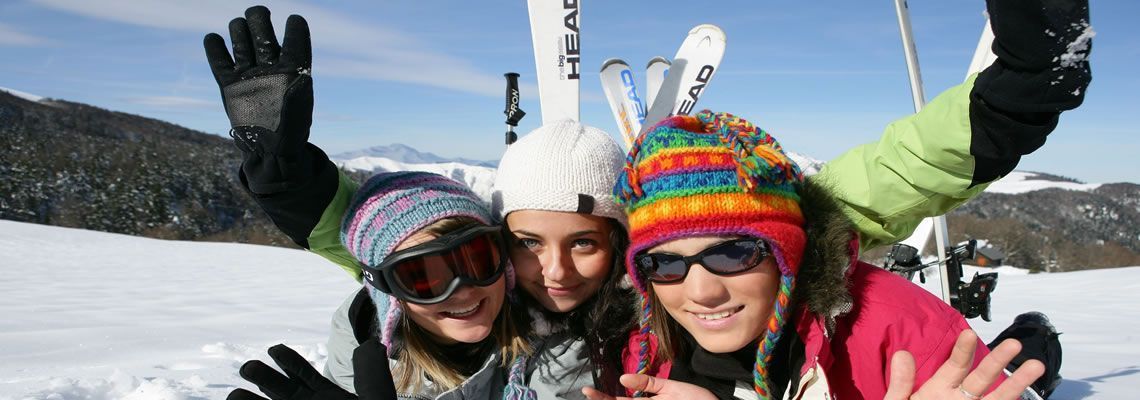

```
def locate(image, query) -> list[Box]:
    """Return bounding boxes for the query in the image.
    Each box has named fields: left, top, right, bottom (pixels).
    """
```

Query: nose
left=683, top=263, right=730, bottom=306
left=542, top=245, right=575, bottom=282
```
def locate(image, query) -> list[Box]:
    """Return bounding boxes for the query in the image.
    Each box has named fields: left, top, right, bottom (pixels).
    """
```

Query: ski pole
left=503, top=72, right=525, bottom=145
left=892, top=0, right=953, bottom=304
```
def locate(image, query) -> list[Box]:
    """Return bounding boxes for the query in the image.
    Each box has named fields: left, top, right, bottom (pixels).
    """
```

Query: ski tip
left=646, top=56, right=671, bottom=68
left=688, top=24, right=726, bottom=44
left=601, top=58, right=630, bottom=71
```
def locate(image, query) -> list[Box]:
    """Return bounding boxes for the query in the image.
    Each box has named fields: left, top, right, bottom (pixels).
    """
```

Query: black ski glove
left=228, top=343, right=396, bottom=400
left=204, top=6, right=316, bottom=195
left=351, top=338, right=398, bottom=399
left=978, top=0, right=1092, bottom=113
left=967, top=0, right=1092, bottom=186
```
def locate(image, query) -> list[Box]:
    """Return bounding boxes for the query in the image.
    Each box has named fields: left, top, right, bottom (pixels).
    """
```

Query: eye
left=571, top=238, right=597, bottom=249
left=516, top=238, right=541, bottom=250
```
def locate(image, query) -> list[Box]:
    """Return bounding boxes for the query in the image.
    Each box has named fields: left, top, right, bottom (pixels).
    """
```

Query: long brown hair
left=391, top=217, right=531, bottom=392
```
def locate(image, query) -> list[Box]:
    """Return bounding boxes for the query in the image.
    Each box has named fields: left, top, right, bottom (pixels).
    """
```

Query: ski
left=645, top=56, right=671, bottom=111
left=641, top=24, right=726, bottom=130
left=526, top=0, right=581, bottom=124
left=600, top=59, right=647, bottom=148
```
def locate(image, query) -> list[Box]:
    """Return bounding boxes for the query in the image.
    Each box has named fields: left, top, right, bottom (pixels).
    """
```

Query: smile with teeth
left=692, top=306, right=742, bottom=321
left=443, top=300, right=482, bottom=317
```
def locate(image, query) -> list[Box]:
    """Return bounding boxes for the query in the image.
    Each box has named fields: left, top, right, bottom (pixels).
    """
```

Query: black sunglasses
left=362, top=224, right=506, bottom=304
left=635, top=238, right=771, bottom=283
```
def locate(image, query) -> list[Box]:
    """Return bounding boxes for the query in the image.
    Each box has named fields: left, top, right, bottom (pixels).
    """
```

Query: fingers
left=244, top=5, right=281, bottom=66
left=279, top=14, right=311, bottom=70
left=238, top=359, right=295, bottom=400
left=927, top=329, right=979, bottom=388
left=228, top=17, right=255, bottom=71
left=581, top=386, right=621, bottom=400
left=203, top=33, right=237, bottom=85
left=352, top=339, right=398, bottom=400
left=226, top=388, right=271, bottom=400
left=961, top=338, right=1022, bottom=397
left=884, top=351, right=916, bottom=400
left=985, top=360, right=1045, bottom=400
left=619, top=373, right=670, bottom=394
left=266, top=344, right=327, bottom=390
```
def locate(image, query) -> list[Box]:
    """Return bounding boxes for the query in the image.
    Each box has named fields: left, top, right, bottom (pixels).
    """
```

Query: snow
left=984, top=171, right=1101, bottom=194
left=0, top=86, right=45, bottom=102
left=4, top=220, right=1136, bottom=399
left=0, top=220, right=357, bottom=400
left=1059, top=22, right=1095, bottom=69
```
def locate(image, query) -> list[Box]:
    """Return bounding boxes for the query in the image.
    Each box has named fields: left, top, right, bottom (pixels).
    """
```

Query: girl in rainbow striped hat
left=594, top=111, right=1047, bottom=400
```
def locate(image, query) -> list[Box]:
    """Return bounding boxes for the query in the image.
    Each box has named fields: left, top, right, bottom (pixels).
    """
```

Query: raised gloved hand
left=204, top=5, right=315, bottom=194
left=228, top=343, right=396, bottom=400
left=980, top=0, right=1092, bottom=113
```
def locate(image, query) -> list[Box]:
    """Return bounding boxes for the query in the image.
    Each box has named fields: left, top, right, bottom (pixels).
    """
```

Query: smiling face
left=394, top=227, right=505, bottom=345
left=505, top=210, right=615, bottom=313
left=647, top=236, right=781, bottom=354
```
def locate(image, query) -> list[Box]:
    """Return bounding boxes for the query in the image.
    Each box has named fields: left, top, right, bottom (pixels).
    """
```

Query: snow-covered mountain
left=0, top=86, right=45, bottom=102
left=2, top=219, right=1136, bottom=399
left=985, top=171, right=1102, bottom=194
left=332, top=143, right=498, bottom=168
left=332, top=156, right=498, bottom=201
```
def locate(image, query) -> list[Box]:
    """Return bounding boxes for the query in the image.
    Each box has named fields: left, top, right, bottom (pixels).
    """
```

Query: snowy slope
left=1, top=220, right=1137, bottom=399
left=0, top=221, right=357, bottom=400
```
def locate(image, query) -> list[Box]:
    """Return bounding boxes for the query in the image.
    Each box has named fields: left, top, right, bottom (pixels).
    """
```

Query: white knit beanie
left=491, top=119, right=628, bottom=228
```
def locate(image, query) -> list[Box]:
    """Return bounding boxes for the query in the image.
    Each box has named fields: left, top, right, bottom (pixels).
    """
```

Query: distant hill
left=0, top=90, right=291, bottom=246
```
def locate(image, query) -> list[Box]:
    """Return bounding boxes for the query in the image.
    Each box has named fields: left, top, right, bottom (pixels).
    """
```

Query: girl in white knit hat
left=490, top=119, right=640, bottom=397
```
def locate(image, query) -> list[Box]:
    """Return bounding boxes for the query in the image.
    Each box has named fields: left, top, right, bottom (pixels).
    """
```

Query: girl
left=597, top=111, right=1047, bottom=400
left=334, top=171, right=530, bottom=398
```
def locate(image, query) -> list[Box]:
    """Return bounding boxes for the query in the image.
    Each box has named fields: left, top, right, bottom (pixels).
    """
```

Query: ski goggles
left=362, top=224, right=506, bottom=304
left=634, top=238, right=772, bottom=283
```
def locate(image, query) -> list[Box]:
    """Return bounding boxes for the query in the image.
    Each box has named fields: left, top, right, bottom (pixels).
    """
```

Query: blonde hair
left=390, top=217, right=531, bottom=392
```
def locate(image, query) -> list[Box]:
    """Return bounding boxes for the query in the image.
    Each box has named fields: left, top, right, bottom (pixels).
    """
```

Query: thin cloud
left=31, top=0, right=510, bottom=97
left=122, top=95, right=216, bottom=109
left=0, top=23, right=53, bottom=46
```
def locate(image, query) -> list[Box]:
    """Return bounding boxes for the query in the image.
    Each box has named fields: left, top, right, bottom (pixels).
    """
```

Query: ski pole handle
left=503, top=72, right=525, bottom=145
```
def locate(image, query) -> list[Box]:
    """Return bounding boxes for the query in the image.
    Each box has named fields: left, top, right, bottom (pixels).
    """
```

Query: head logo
left=676, top=65, right=715, bottom=115
left=620, top=69, right=646, bottom=121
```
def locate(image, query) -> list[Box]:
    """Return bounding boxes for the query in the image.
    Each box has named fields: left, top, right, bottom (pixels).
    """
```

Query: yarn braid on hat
left=613, top=110, right=806, bottom=399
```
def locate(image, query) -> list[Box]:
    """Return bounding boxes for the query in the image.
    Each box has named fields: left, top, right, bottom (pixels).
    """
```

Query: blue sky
left=2, top=0, right=1136, bottom=183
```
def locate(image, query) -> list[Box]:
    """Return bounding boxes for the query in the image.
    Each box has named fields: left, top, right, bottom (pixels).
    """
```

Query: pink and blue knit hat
left=340, top=171, right=513, bottom=354
left=614, top=110, right=806, bottom=399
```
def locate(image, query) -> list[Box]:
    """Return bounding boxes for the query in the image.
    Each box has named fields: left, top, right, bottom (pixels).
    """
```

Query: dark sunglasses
left=635, top=238, right=771, bottom=283
left=362, top=224, right=506, bottom=304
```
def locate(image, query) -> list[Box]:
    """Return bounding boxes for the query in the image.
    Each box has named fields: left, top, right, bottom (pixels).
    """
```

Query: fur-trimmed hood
left=793, top=178, right=859, bottom=322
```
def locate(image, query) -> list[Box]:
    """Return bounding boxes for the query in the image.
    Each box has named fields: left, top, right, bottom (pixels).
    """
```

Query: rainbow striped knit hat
left=613, top=110, right=806, bottom=398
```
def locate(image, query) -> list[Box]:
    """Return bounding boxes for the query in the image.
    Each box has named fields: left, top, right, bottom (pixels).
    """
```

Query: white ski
left=600, top=59, right=646, bottom=148
left=526, top=0, right=581, bottom=124
left=642, top=24, right=726, bottom=130
left=645, top=56, right=671, bottom=111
